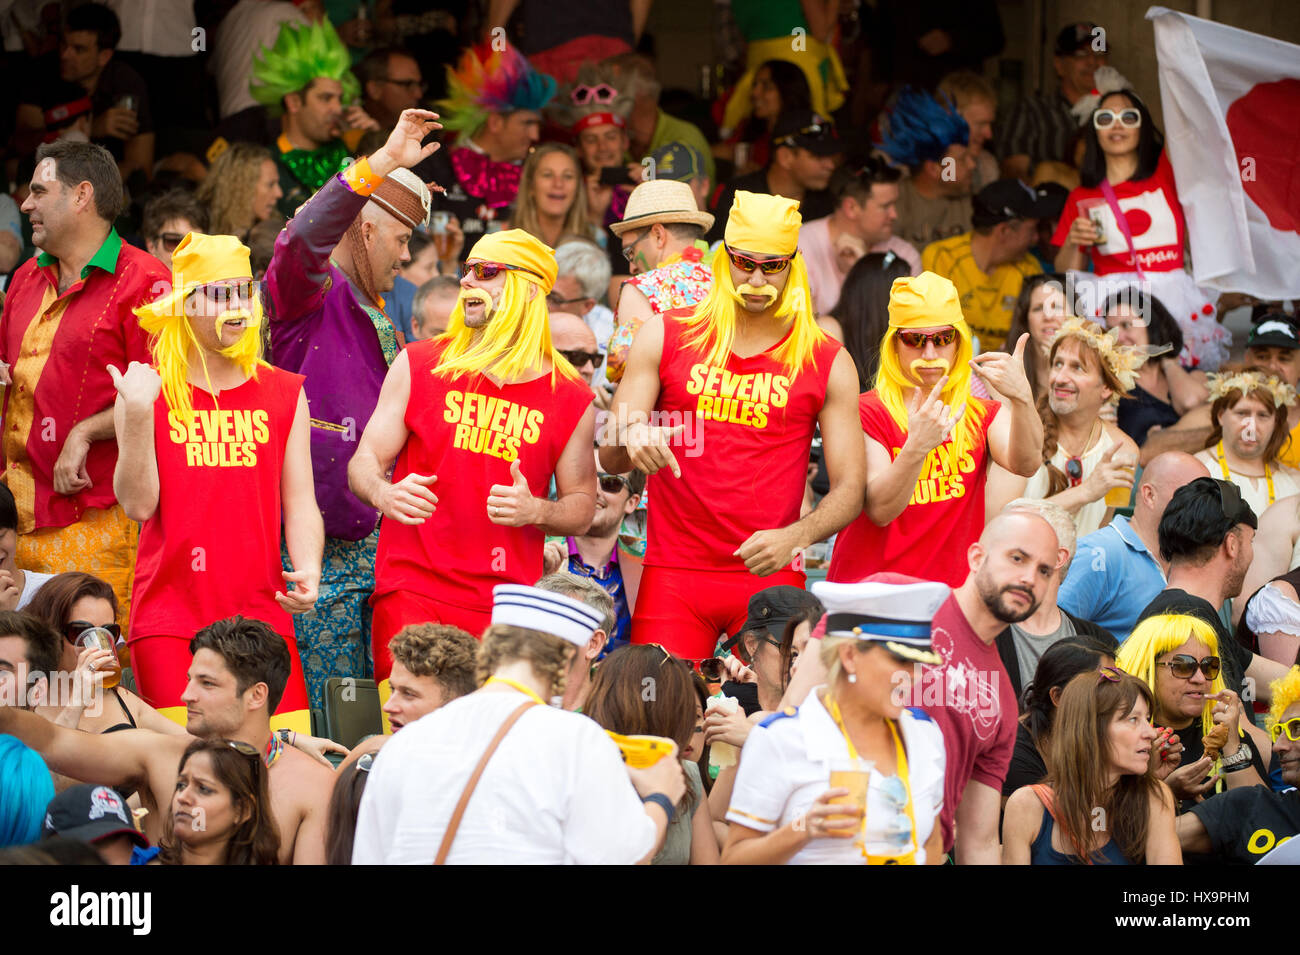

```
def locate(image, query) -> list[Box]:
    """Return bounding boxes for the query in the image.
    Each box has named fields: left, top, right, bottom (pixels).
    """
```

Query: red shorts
left=128, top=631, right=310, bottom=731
left=370, top=591, right=492, bottom=682
left=630, top=565, right=806, bottom=662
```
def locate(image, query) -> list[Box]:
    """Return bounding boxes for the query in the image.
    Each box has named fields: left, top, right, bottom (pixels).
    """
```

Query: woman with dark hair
left=1003, top=668, right=1180, bottom=864
left=1003, top=638, right=1115, bottom=799
left=585, top=644, right=719, bottom=864
left=828, top=251, right=911, bottom=391
left=26, top=573, right=187, bottom=737
left=725, top=60, right=813, bottom=173
left=1105, top=288, right=1208, bottom=446
left=159, top=739, right=280, bottom=865
left=325, top=754, right=372, bottom=865
left=1004, top=273, right=1067, bottom=402
left=1051, top=88, right=1225, bottom=371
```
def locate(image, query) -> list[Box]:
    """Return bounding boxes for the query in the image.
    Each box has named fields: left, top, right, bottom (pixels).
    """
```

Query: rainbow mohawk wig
left=436, top=42, right=556, bottom=138
left=877, top=86, right=970, bottom=170
left=250, top=19, right=360, bottom=115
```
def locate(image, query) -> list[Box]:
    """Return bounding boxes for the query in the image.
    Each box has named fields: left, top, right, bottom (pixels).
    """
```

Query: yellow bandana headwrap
left=874, top=270, right=985, bottom=462
left=433, top=229, right=576, bottom=382
left=724, top=190, right=800, bottom=256
left=134, top=232, right=266, bottom=424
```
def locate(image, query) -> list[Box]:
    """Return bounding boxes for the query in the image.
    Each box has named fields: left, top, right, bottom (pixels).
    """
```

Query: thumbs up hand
left=487, top=457, right=539, bottom=526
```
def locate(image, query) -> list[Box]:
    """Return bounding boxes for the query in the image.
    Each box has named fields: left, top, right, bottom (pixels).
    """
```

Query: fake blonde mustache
left=910, top=358, right=951, bottom=377
left=213, top=308, right=255, bottom=334
left=459, top=287, right=494, bottom=309
left=732, top=283, right=778, bottom=307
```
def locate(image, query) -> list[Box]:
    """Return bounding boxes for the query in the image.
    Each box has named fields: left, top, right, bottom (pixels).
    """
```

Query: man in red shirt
left=829, top=271, right=1043, bottom=587
left=349, top=229, right=596, bottom=683
left=109, top=232, right=321, bottom=732
left=1, top=140, right=169, bottom=622
left=602, top=190, right=866, bottom=662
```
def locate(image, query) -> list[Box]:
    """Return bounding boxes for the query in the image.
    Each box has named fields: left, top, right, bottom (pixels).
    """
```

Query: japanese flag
left=1148, top=6, right=1300, bottom=298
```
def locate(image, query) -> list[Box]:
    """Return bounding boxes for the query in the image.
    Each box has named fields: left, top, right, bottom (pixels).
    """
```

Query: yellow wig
left=1268, top=665, right=1300, bottom=727
left=679, top=247, right=827, bottom=375
left=873, top=273, right=989, bottom=464
left=1117, top=614, right=1225, bottom=744
left=133, top=233, right=266, bottom=425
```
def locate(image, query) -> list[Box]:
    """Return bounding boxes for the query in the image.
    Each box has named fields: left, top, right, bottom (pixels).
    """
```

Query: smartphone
left=599, top=166, right=636, bottom=187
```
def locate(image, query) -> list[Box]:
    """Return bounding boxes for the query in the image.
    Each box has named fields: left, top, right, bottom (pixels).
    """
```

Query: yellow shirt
left=1278, top=419, right=1300, bottom=470
left=921, top=232, right=1042, bottom=351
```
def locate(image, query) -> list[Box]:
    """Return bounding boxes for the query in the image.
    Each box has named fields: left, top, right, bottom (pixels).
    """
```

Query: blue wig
left=877, top=87, right=970, bottom=170
left=0, top=734, right=54, bottom=847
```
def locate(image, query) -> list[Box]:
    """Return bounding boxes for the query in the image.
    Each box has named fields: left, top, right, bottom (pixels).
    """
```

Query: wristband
left=343, top=156, right=383, bottom=196
left=641, top=792, right=676, bottom=822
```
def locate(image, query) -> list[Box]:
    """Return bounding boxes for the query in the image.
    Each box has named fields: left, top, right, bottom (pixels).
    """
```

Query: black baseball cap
left=721, top=585, right=825, bottom=661
left=1055, top=22, right=1106, bottom=56
left=971, top=179, right=1061, bottom=228
left=1246, top=315, right=1300, bottom=351
left=770, top=109, right=840, bottom=157
left=42, top=784, right=149, bottom=849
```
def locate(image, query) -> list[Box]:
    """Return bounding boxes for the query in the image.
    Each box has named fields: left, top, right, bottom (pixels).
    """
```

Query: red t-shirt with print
left=1051, top=152, right=1186, bottom=274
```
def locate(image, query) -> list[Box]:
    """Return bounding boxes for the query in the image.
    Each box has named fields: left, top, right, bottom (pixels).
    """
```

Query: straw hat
left=610, top=179, right=714, bottom=236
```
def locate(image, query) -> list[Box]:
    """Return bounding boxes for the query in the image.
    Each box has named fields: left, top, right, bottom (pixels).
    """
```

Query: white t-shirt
left=726, top=687, right=945, bottom=864
left=799, top=216, right=920, bottom=315
left=352, top=689, right=658, bottom=864
left=17, top=569, right=53, bottom=610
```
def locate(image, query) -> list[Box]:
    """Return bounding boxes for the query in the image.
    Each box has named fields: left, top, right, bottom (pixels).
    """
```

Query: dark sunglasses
left=224, top=739, right=261, bottom=759
left=698, top=657, right=725, bottom=682
left=1156, top=655, right=1220, bottom=680
left=896, top=328, right=957, bottom=349
left=1065, top=456, right=1084, bottom=488
left=64, top=621, right=121, bottom=645
left=460, top=261, right=544, bottom=282
left=547, top=292, right=588, bottom=308
left=1215, top=478, right=1254, bottom=528
left=559, top=349, right=603, bottom=369
left=158, top=232, right=185, bottom=252
left=597, top=472, right=630, bottom=495
left=199, top=280, right=255, bottom=302
left=724, top=246, right=792, bottom=275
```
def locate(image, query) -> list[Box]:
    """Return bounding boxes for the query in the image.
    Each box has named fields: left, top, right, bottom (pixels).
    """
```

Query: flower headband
left=1207, top=370, right=1297, bottom=409
left=1049, top=316, right=1171, bottom=399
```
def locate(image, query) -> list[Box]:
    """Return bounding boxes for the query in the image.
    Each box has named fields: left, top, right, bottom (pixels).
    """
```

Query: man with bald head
left=549, top=311, right=602, bottom=388
left=1059, top=451, right=1211, bottom=642
left=919, top=508, right=1060, bottom=865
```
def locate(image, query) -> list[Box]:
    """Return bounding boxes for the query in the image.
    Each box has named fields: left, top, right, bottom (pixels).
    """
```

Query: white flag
left=1148, top=6, right=1300, bottom=298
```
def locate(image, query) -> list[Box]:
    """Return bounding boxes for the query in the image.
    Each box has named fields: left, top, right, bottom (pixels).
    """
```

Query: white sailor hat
left=491, top=584, right=603, bottom=648
left=811, top=575, right=949, bottom=665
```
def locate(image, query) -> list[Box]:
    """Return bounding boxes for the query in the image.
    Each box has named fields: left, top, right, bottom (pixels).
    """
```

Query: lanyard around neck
left=827, top=695, right=919, bottom=865
left=1216, top=441, right=1273, bottom=506
left=485, top=676, right=548, bottom=707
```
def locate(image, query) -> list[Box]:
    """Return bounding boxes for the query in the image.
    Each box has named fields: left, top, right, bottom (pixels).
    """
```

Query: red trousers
left=630, top=565, right=805, bottom=662
left=370, top=591, right=492, bottom=682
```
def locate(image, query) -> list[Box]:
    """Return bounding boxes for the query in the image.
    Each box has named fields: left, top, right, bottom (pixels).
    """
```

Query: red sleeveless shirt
left=131, top=366, right=304, bottom=640
left=829, top=391, right=999, bottom=587
left=645, top=309, right=841, bottom=572
left=374, top=338, right=594, bottom=610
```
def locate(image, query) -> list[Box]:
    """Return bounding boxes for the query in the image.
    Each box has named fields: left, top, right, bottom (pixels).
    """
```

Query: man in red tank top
left=350, top=229, right=597, bottom=683
left=108, top=233, right=322, bottom=733
left=828, top=271, right=1043, bottom=588
left=601, top=190, right=866, bottom=661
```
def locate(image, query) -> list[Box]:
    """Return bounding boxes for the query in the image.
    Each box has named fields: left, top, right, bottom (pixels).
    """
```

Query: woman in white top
left=722, top=579, right=947, bottom=865
left=1193, top=371, right=1300, bottom=522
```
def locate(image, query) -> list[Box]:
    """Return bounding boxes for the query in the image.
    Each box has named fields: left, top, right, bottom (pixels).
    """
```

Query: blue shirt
left=565, top=537, right=629, bottom=653
left=388, top=274, right=416, bottom=339
left=1058, top=516, right=1165, bottom=644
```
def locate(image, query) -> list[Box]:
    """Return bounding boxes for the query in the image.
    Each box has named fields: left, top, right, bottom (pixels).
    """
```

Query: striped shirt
left=998, top=91, right=1079, bottom=166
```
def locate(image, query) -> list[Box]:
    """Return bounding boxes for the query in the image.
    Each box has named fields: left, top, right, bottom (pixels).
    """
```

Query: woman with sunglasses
left=1051, top=87, right=1225, bottom=371
left=511, top=143, right=600, bottom=251
left=1118, top=614, right=1270, bottom=815
left=1177, top=667, right=1300, bottom=863
left=1003, top=667, right=1180, bottom=864
left=26, top=573, right=187, bottom=737
left=722, top=580, right=947, bottom=865
left=159, top=738, right=280, bottom=865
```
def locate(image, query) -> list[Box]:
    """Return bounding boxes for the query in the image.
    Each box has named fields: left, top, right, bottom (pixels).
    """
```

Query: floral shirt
left=606, top=245, right=712, bottom=382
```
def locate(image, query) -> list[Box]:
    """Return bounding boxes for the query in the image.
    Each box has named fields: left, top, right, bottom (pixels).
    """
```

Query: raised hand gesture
left=371, top=109, right=443, bottom=176
left=969, top=333, right=1033, bottom=404
left=903, top=377, right=963, bottom=456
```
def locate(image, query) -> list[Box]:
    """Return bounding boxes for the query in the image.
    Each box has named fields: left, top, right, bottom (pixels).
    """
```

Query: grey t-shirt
left=1010, top=612, right=1079, bottom=692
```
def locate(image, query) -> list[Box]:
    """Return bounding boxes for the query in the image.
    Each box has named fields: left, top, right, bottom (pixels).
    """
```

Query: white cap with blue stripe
left=811, top=577, right=949, bottom=665
left=491, top=584, right=604, bottom=648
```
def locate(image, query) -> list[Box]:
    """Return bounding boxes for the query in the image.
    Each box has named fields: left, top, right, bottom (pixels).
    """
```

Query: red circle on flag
left=1226, top=78, right=1300, bottom=233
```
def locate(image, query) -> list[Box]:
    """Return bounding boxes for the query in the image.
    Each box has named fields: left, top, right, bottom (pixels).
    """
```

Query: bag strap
left=1029, top=783, right=1094, bottom=865
left=433, top=699, right=537, bottom=865
left=1098, top=179, right=1145, bottom=278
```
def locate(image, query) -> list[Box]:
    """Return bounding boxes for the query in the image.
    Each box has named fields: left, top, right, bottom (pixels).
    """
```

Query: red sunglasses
left=896, top=328, right=957, bottom=349
left=725, top=246, right=793, bottom=275
left=460, top=261, right=545, bottom=282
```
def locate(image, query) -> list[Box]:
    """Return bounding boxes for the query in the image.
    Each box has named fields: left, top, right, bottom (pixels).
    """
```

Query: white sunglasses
left=1093, top=108, right=1141, bottom=130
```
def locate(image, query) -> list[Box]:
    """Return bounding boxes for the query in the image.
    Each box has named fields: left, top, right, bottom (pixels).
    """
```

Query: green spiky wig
left=249, top=19, right=360, bottom=116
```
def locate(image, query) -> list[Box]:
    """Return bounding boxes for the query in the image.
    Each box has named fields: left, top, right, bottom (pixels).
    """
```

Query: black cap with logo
left=770, top=109, right=840, bottom=157
left=971, top=179, right=1062, bottom=228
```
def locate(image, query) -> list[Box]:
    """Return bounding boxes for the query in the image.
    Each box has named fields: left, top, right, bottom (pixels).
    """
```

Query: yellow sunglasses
left=1269, top=716, right=1300, bottom=743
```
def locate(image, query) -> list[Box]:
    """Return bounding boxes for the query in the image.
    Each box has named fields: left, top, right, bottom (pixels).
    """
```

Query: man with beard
left=602, top=191, right=865, bottom=663
left=0, top=616, right=335, bottom=864
left=919, top=510, right=1060, bottom=864
left=265, top=110, right=436, bottom=710
left=110, top=233, right=321, bottom=730
left=349, top=228, right=596, bottom=685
